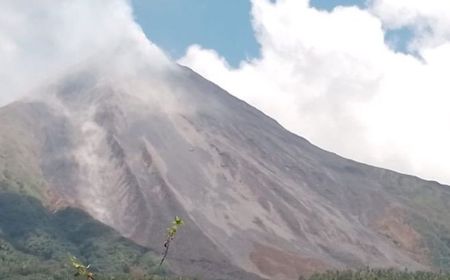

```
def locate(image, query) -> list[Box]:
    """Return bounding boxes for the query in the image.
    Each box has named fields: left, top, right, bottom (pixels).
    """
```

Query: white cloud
left=0, top=0, right=170, bottom=106
left=179, top=0, right=450, bottom=184
left=371, top=0, right=450, bottom=50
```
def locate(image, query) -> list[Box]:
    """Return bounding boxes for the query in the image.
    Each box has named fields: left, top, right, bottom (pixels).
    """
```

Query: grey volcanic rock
left=1, top=60, right=450, bottom=280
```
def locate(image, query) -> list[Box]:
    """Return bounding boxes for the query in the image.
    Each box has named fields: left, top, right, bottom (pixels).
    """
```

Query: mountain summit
left=1, top=51, right=450, bottom=279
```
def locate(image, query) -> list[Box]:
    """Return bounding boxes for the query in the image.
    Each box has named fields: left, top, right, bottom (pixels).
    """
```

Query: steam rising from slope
left=0, top=0, right=171, bottom=106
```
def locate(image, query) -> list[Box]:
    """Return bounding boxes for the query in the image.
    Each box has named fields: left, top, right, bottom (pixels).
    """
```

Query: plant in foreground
left=70, top=255, right=95, bottom=280
left=159, top=216, right=184, bottom=267
left=68, top=216, right=185, bottom=279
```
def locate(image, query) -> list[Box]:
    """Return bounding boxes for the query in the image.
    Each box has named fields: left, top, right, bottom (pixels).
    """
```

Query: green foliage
left=0, top=191, right=185, bottom=280
left=307, top=268, right=450, bottom=280
left=167, top=216, right=184, bottom=239
left=70, top=256, right=94, bottom=279
left=159, top=216, right=184, bottom=267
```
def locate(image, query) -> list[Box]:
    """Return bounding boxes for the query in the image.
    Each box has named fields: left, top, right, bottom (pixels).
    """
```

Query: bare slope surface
left=1, top=62, right=450, bottom=279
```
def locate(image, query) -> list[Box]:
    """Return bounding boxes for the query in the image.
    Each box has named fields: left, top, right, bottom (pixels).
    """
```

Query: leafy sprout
left=160, top=216, right=184, bottom=266
left=70, top=255, right=95, bottom=280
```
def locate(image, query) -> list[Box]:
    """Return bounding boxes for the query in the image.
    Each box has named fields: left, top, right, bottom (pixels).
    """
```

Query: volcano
left=1, top=48, right=450, bottom=280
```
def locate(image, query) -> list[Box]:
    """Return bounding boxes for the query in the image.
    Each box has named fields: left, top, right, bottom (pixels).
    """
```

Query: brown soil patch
left=250, top=243, right=328, bottom=280
left=375, top=207, right=430, bottom=264
left=45, top=187, right=70, bottom=211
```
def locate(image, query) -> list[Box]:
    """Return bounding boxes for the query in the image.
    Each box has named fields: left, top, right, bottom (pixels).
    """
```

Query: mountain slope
left=1, top=62, right=449, bottom=280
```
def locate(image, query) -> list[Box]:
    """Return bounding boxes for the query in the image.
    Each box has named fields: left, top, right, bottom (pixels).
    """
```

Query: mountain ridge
left=1, top=62, right=450, bottom=280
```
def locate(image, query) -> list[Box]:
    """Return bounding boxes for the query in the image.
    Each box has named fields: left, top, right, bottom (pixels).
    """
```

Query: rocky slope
left=1, top=60, right=450, bottom=280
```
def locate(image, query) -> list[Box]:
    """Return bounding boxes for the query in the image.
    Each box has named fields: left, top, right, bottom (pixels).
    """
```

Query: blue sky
left=131, top=0, right=378, bottom=67
left=310, top=0, right=365, bottom=10
left=132, top=0, right=259, bottom=67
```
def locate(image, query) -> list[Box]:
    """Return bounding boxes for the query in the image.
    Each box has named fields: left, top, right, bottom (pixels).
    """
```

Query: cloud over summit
left=0, top=0, right=169, bottom=106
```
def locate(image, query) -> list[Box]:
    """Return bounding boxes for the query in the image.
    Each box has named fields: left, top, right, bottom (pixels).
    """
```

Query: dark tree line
left=307, top=268, right=450, bottom=280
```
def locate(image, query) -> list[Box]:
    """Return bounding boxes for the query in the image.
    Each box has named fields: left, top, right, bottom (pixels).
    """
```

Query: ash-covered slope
left=1, top=60, right=450, bottom=280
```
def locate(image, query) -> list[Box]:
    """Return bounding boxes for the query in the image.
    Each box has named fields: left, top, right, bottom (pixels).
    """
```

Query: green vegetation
left=0, top=190, right=186, bottom=280
left=70, top=256, right=94, bottom=279
left=159, top=216, right=184, bottom=267
left=307, top=268, right=450, bottom=280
